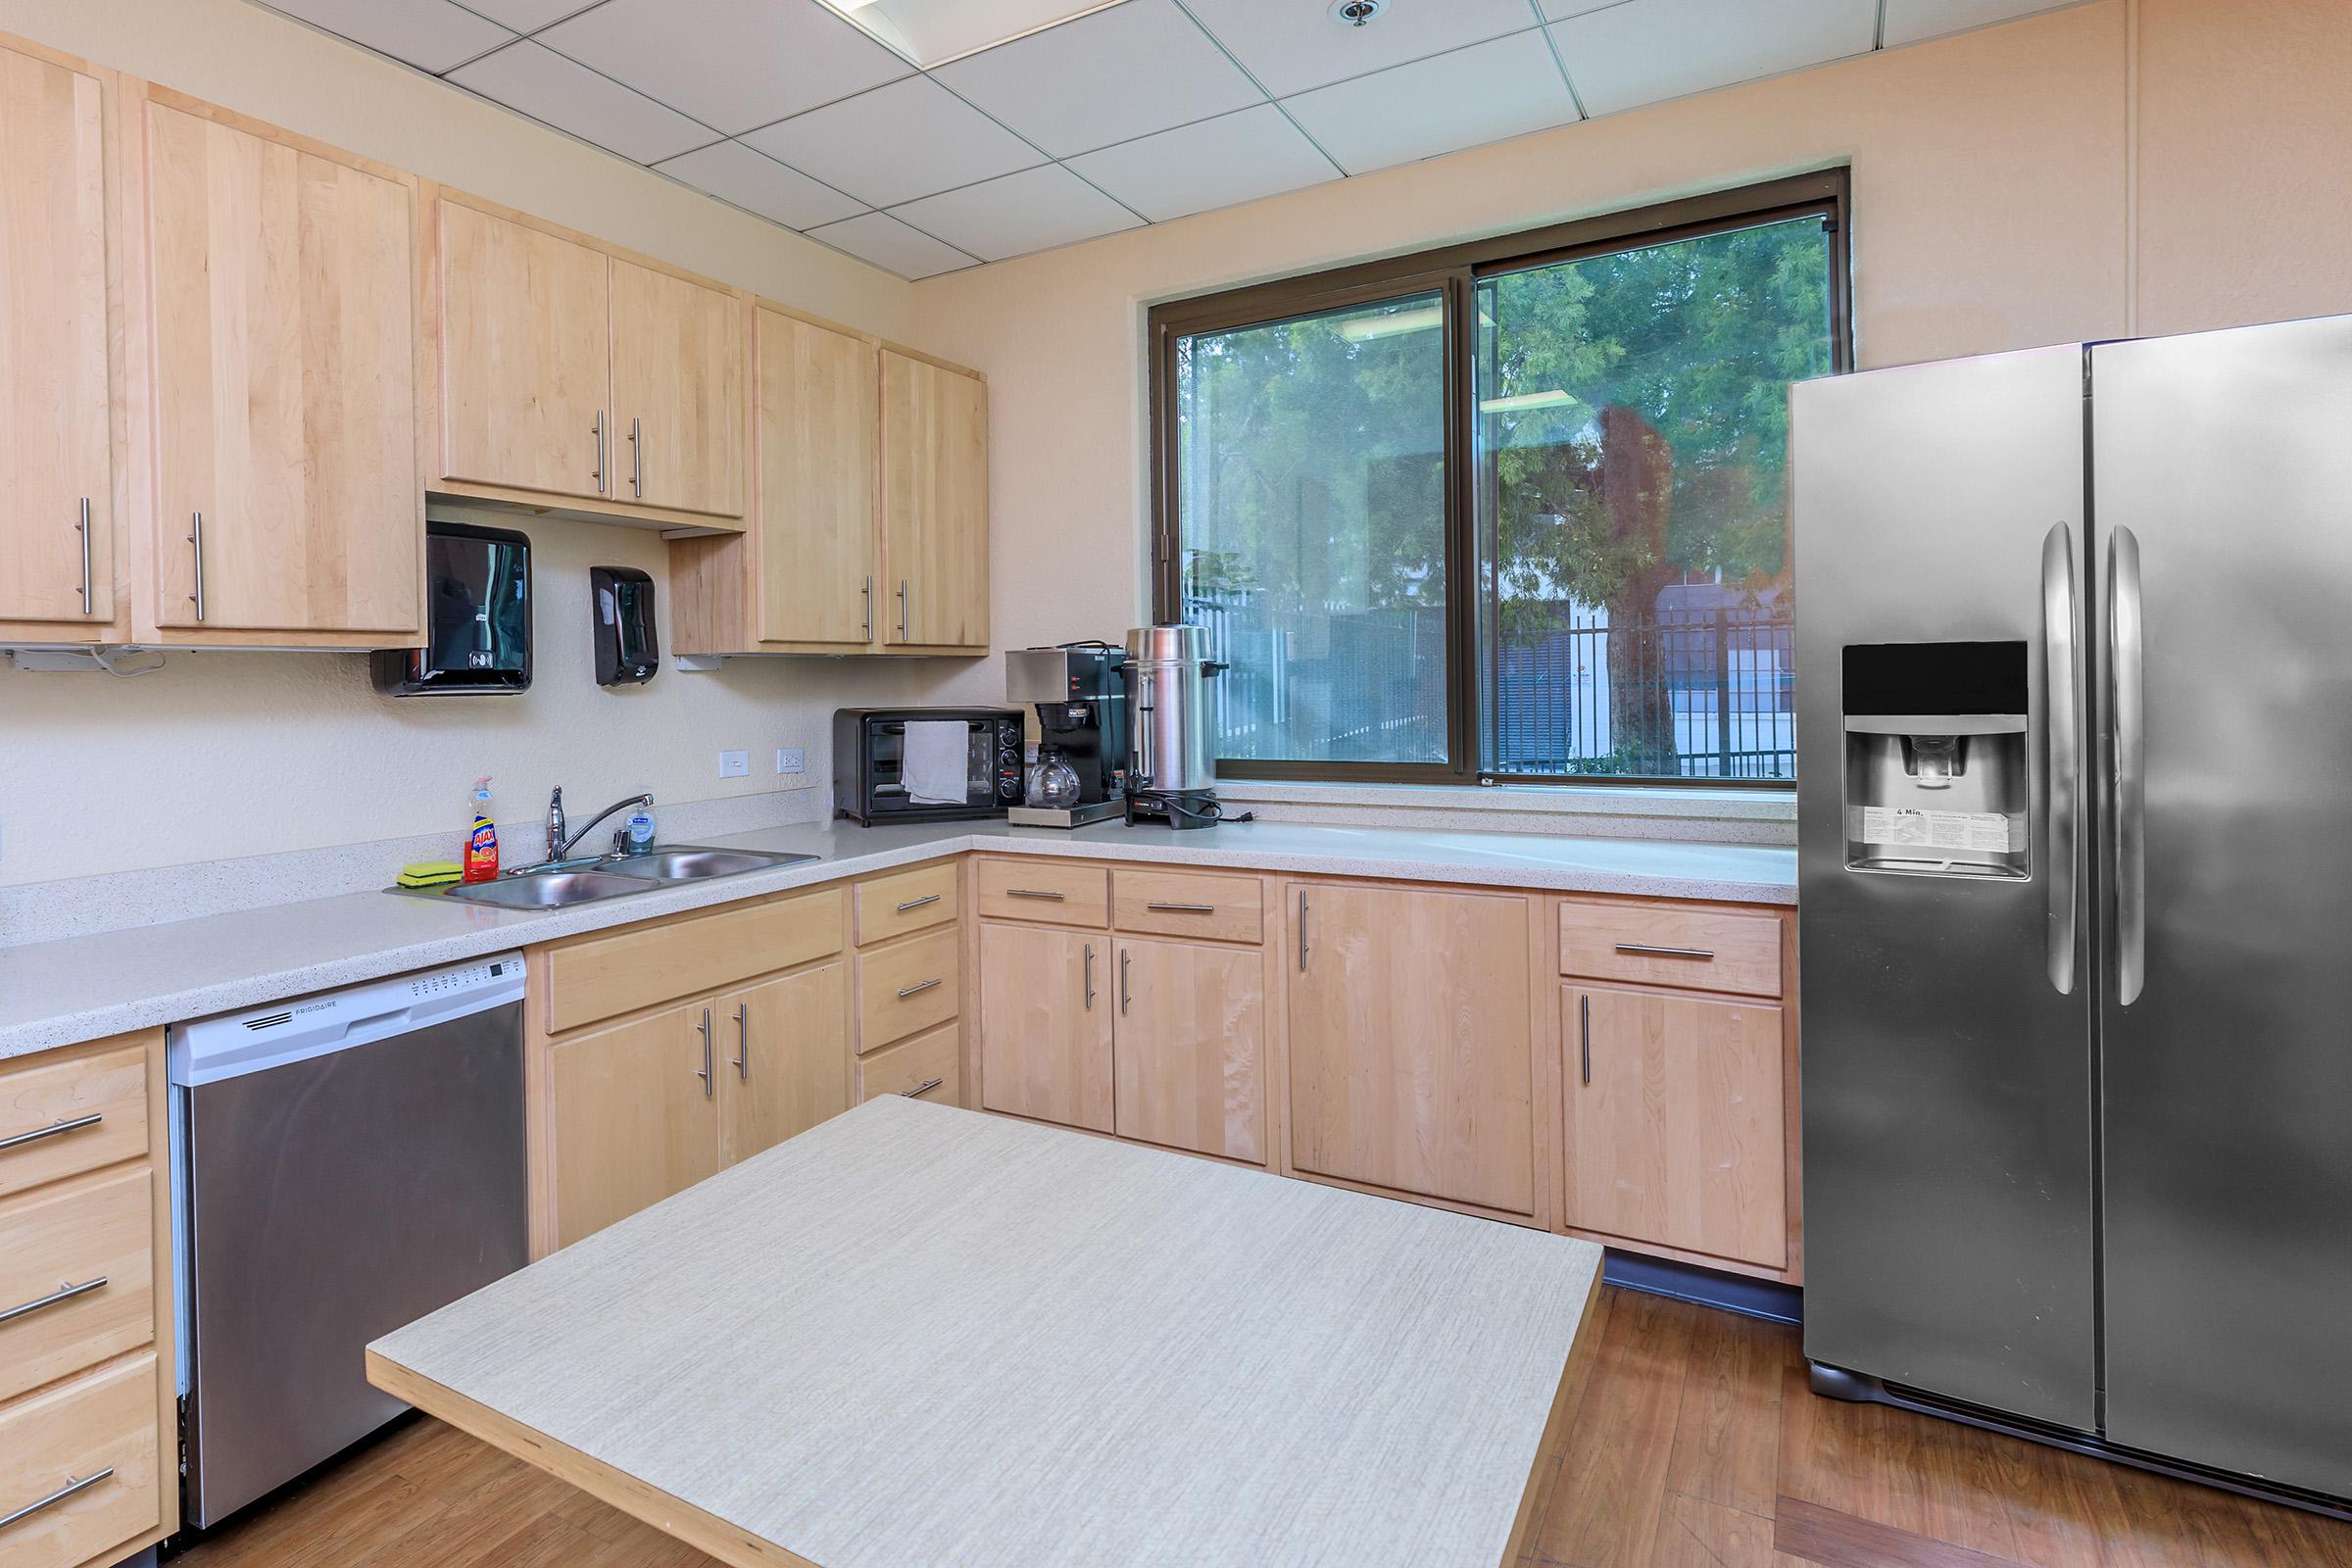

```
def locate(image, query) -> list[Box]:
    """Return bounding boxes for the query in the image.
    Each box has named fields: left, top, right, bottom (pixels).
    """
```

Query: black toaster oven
left=833, top=709, right=1025, bottom=825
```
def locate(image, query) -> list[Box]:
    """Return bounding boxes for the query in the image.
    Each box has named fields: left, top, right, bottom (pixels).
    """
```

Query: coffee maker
left=1004, top=643, right=1130, bottom=827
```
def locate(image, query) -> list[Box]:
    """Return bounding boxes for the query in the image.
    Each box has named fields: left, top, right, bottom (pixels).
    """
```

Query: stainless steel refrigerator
left=1792, top=313, right=2352, bottom=1503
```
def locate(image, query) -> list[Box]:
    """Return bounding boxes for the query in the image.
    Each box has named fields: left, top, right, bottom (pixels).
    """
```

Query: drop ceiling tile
left=1536, top=0, right=1635, bottom=18
left=459, top=0, right=594, bottom=32
left=807, top=212, right=981, bottom=279
left=1065, top=104, right=1338, bottom=221
left=1883, top=0, right=2076, bottom=47
left=448, top=38, right=716, bottom=162
left=262, top=0, right=513, bottom=73
left=538, top=0, right=911, bottom=135
left=1549, top=0, right=1878, bottom=118
left=888, top=164, right=1142, bottom=262
left=1181, top=0, right=1540, bottom=98
left=744, top=76, right=1044, bottom=210
left=655, top=139, right=865, bottom=228
left=1280, top=30, right=1578, bottom=175
left=931, top=0, right=1262, bottom=158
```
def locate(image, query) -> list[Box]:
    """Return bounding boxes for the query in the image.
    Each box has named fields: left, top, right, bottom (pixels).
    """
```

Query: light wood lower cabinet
left=0, top=1352, right=161, bottom=1568
left=1562, top=984, right=1787, bottom=1269
left=1287, top=883, right=1537, bottom=1216
left=978, top=923, right=1112, bottom=1134
left=0, top=1167, right=153, bottom=1404
left=1111, top=938, right=1263, bottom=1163
left=718, top=964, right=848, bottom=1166
left=856, top=1022, right=959, bottom=1106
left=549, top=1001, right=721, bottom=1249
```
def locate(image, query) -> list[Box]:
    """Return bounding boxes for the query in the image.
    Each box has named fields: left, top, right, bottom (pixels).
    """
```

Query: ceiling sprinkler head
left=1329, top=0, right=1386, bottom=26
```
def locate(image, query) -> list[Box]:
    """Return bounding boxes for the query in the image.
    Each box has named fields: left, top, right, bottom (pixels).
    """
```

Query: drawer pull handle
left=897, top=978, right=944, bottom=1000
left=0, top=1112, right=103, bottom=1152
left=1004, top=888, right=1065, bottom=902
left=0, top=1469, right=114, bottom=1532
left=1614, top=943, right=1715, bottom=960
left=899, top=1077, right=946, bottom=1099
left=0, top=1276, right=107, bottom=1326
left=895, top=894, right=942, bottom=912
left=1145, top=902, right=1215, bottom=913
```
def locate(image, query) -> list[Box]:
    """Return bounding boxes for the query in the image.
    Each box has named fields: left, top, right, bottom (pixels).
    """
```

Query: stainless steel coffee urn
left=1123, top=623, right=1232, bottom=829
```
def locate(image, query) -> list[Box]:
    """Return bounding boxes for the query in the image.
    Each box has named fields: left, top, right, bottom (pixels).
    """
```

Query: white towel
left=902, top=722, right=969, bottom=807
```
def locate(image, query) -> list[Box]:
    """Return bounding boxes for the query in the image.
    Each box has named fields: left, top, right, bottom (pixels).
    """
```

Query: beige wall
left=904, top=0, right=2352, bottom=710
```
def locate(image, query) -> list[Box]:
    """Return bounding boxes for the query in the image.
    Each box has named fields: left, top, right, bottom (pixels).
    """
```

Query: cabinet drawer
left=854, top=861, right=958, bottom=947
left=855, top=1022, right=959, bottom=1106
left=0, top=1352, right=161, bottom=1568
left=547, top=888, right=845, bottom=1034
left=1558, top=902, right=1782, bottom=998
left=1112, top=868, right=1262, bottom=944
left=0, top=1167, right=154, bottom=1403
left=975, top=858, right=1107, bottom=926
left=858, top=928, right=959, bottom=1054
left=0, top=1043, right=149, bottom=1200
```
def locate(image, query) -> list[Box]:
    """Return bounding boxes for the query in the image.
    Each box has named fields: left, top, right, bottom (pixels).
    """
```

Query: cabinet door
left=1112, top=938, right=1263, bottom=1163
left=550, top=1001, right=718, bottom=1247
left=879, top=350, right=986, bottom=649
left=978, top=923, right=1110, bottom=1133
left=147, top=100, right=419, bottom=634
left=718, top=963, right=849, bottom=1166
left=756, top=309, right=875, bottom=644
left=612, top=258, right=744, bottom=517
left=436, top=199, right=610, bottom=501
left=1287, top=884, right=1535, bottom=1214
left=0, top=44, right=113, bottom=626
left=1563, top=985, right=1786, bottom=1269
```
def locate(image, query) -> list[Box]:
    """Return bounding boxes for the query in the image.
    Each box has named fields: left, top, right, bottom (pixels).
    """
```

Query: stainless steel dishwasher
left=168, top=953, right=528, bottom=1529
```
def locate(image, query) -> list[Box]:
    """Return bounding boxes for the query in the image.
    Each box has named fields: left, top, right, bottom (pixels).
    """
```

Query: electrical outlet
left=775, top=748, right=805, bottom=775
left=718, top=750, right=749, bottom=778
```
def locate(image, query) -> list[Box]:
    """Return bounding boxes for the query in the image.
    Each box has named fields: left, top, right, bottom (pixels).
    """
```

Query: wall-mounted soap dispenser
left=590, top=566, right=659, bottom=686
left=1841, top=641, right=2029, bottom=878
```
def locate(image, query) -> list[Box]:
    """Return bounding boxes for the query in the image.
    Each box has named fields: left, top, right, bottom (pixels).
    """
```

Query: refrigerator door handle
left=2111, top=524, right=2147, bottom=1004
left=2042, top=522, right=2083, bottom=994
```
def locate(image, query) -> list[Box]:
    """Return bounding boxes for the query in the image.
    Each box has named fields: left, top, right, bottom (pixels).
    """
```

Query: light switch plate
left=776, top=748, right=806, bottom=775
left=718, top=750, right=750, bottom=778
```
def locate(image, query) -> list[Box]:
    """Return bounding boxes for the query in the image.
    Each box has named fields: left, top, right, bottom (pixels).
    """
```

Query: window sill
left=1209, top=779, right=1795, bottom=847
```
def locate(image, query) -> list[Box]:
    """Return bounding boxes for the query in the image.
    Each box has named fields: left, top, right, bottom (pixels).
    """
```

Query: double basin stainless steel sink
left=396, top=845, right=819, bottom=910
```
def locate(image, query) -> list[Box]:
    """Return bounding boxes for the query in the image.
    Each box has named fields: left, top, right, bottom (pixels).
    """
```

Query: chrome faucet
left=538, top=787, right=653, bottom=866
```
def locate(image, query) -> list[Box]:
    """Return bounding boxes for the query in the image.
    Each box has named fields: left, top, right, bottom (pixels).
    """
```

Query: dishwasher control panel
left=171, top=952, right=526, bottom=1088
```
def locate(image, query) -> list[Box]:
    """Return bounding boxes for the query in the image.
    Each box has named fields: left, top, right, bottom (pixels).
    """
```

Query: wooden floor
left=175, top=1287, right=2352, bottom=1568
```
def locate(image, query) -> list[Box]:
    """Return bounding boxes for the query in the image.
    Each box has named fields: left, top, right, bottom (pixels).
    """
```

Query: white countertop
left=369, top=1096, right=1603, bottom=1568
left=0, top=816, right=1793, bottom=1061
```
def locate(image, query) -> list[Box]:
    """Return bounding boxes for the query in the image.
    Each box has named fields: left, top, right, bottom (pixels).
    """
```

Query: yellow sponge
left=397, top=861, right=464, bottom=889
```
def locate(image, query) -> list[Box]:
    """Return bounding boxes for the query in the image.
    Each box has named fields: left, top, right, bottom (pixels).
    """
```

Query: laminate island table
left=368, top=1096, right=1603, bottom=1568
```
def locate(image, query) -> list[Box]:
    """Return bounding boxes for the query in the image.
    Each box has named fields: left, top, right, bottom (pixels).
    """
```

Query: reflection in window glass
left=1475, top=217, right=1832, bottom=780
left=1174, top=294, right=1449, bottom=766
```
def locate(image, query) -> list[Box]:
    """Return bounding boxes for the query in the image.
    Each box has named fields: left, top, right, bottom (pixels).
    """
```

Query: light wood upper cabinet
left=880, top=349, right=987, bottom=651
left=140, top=95, right=420, bottom=639
left=611, top=258, right=744, bottom=517
left=754, top=309, right=875, bottom=647
left=718, top=963, right=848, bottom=1166
left=1111, top=938, right=1264, bottom=1164
left=0, top=41, right=115, bottom=633
left=978, top=922, right=1112, bottom=1134
left=434, top=199, right=610, bottom=503
left=1287, top=883, right=1536, bottom=1215
left=550, top=1000, right=719, bottom=1248
left=1563, top=984, right=1786, bottom=1269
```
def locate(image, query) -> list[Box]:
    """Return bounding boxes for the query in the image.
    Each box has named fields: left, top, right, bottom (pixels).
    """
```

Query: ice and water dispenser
left=1841, top=641, right=2030, bottom=878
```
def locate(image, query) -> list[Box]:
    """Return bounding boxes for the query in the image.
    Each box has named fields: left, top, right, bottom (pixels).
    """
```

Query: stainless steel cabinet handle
left=188, top=511, right=206, bottom=620
left=895, top=894, right=941, bottom=913
left=1613, top=943, right=1714, bottom=960
left=1579, top=994, right=1592, bottom=1087
left=0, top=1112, right=102, bottom=1153
left=897, top=578, right=909, bottom=640
left=696, top=1008, right=713, bottom=1098
left=1004, top=888, right=1065, bottom=902
left=899, top=1077, right=945, bottom=1099
left=0, top=1469, right=114, bottom=1532
left=629, top=416, right=644, bottom=498
left=2111, top=524, right=2147, bottom=1005
left=1145, top=902, right=1214, bottom=914
left=1298, top=890, right=1309, bottom=971
left=862, top=575, right=873, bottom=639
left=896, top=977, right=943, bottom=1000
left=732, top=1004, right=750, bottom=1081
left=76, top=498, right=93, bottom=614
left=0, top=1276, right=106, bottom=1326
left=1083, top=944, right=1096, bottom=1010
left=2043, top=521, right=2083, bottom=995
left=592, top=411, right=606, bottom=492
left=1119, top=948, right=1131, bottom=1014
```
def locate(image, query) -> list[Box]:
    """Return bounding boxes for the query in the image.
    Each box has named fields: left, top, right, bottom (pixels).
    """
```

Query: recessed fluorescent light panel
left=816, top=0, right=1125, bottom=69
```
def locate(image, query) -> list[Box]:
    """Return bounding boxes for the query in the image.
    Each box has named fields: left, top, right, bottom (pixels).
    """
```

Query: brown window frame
left=1147, top=169, right=1853, bottom=789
